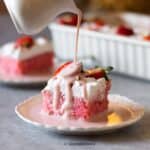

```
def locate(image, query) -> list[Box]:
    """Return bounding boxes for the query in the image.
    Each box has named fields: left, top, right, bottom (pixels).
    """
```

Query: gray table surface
left=0, top=15, right=150, bottom=150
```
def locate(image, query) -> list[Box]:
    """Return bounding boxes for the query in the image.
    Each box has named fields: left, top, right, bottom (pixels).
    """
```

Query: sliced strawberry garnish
left=85, top=68, right=106, bottom=79
left=116, top=25, right=134, bottom=36
left=88, top=18, right=105, bottom=31
left=143, top=35, right=150, bottom=41
left=93, top=18, right=105, bottom=26
left=54, top=61, right=72, bottom=76
left=57, top=14, right=78, bottom=26
left=15, top=36, right=34, bottom=49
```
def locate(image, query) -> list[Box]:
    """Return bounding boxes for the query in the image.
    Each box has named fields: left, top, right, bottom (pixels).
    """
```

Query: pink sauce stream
left=51, top=10, right=86, bottom=119
left=74, top=10, right=82, bottom=62
left=58, top=62, right=82, bottom=117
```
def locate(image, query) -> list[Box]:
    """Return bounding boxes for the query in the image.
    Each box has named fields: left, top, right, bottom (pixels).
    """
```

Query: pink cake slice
left=42, top=81, right=110, bottom=121
left=0, top=36, right=54, bottom=76
left=42, top=62, right=112, bottom=121
left=0, top=52, right=53, bottom=75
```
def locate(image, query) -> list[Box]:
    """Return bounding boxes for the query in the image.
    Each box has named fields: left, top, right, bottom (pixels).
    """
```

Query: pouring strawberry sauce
left=42, top=8, right=113, bottom=121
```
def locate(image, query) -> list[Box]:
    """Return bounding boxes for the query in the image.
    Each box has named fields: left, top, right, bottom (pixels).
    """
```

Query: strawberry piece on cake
left=143, top=35, right=150, bottom=41
left=15, top=36, right=34, bottom=49
left=57, top=14, right=78, bottom=26
left=116, top=25, right=134, bottom=36
left=88, top=18, right=105, bottom=31
left=82, top=18, right=106, bottom=31
left=57, top=14, right=84, bottom=26
left=0, top=36, right=54, bottom=76
left=42, top=62, right=113, bottom=121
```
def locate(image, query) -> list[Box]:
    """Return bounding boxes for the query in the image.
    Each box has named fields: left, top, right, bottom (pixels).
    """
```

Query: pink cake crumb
left=42, top=81, right=111, bottom=121
left=0, top=52, right=54, bottom=76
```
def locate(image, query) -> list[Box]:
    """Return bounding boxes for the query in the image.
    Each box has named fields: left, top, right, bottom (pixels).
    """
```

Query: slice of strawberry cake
left=42, top=62, right=113, bottom=121
left=0, top=36, right=54, bottom=76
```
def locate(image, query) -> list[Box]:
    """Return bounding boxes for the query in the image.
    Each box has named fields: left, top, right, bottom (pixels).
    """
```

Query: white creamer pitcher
left=3, top=0, right=80, bottom=34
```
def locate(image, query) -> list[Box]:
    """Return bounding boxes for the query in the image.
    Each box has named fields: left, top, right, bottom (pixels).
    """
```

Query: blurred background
left=0, top=0, right=150, bottom=79
left=72, top=0, right=150, bottom=14
left=0, top=1, right=51, bottom=43
left=1, top=0, right=150, bottom=41
left=1, top=0, right=150, bottom=15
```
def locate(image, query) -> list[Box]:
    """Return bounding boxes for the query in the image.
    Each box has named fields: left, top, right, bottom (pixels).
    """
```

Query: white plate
left=15, top=94, right=144, bottom=135
left=0, top=71, right=51, bottom=85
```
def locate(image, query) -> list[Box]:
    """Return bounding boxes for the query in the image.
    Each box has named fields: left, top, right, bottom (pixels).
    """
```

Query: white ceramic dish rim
left=50, top=23, right=150, bottom=47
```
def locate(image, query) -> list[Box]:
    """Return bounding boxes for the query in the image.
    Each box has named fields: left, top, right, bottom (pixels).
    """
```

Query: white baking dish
left=49, top=13, right=150, bottom=80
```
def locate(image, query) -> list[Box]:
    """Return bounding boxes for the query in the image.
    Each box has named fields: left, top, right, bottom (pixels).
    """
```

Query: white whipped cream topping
left=82, top=22, right=110, bottom=32
left=44, top=77, right=107, bottom=101
left=82, top=23, right=142, bottom=39
left=0, top=37, right=52, bottom=60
